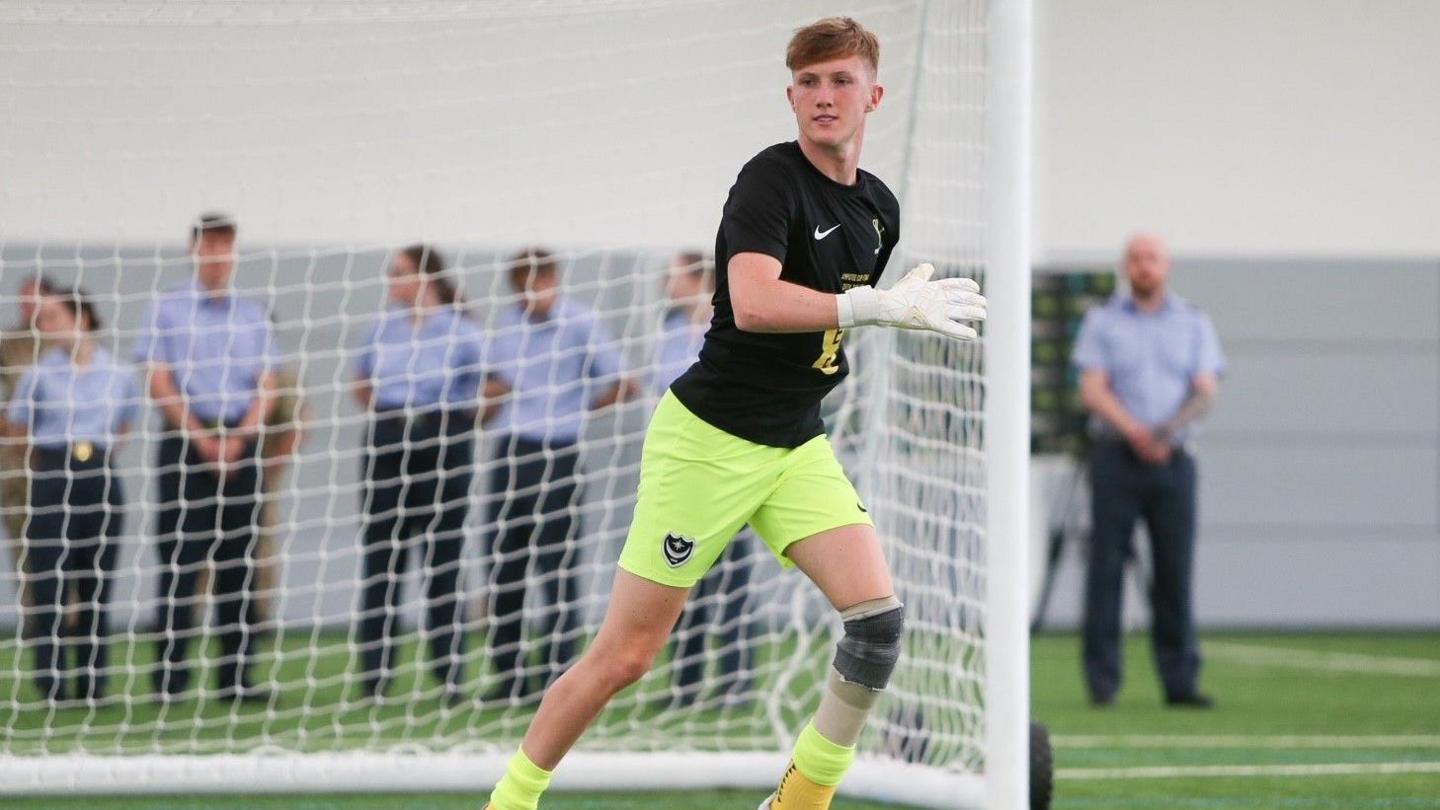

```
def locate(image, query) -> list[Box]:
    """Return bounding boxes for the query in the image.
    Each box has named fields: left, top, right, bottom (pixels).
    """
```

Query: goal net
left=0, top=2, right=1030, bottom=807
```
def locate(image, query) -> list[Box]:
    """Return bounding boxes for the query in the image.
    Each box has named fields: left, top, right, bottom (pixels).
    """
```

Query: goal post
left=0, top=2, right=1031, bottom=807
left=984, top=1, right=1035, bottom=809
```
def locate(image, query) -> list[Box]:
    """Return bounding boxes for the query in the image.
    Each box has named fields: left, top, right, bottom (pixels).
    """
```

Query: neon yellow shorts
left=618, top=391, right=872, bottom=588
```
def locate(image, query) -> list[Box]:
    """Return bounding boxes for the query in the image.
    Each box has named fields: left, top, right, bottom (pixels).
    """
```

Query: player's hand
left=839, top=263, right=988, bottom=340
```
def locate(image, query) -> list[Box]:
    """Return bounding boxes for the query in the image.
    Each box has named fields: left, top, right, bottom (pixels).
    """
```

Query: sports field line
left=1205, top=641, right=1440, bottom=677
left=1058, top=761, right=1440, bottom=781
left=1053, top=734, right=1440, bottom=749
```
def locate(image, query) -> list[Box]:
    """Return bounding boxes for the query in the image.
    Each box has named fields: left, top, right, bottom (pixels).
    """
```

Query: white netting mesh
left=0, top=1, right=1003, bottom=804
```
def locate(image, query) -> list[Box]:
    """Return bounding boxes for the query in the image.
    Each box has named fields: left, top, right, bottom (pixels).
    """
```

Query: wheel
left=1030, top=720, right=1054, bottom=810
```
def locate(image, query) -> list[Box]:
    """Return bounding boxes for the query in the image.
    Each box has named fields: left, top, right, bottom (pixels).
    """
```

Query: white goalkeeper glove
left=836, top=263, right=988, bottom=340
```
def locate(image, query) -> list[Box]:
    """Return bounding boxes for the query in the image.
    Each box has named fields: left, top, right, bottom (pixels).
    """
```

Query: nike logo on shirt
left=813, top=224, right=841, bottom=240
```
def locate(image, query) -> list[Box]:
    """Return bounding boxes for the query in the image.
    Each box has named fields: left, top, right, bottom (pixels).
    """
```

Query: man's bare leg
left=487, top=570, right=689, bottom=809
left=764, top=523, right=901, bottom=809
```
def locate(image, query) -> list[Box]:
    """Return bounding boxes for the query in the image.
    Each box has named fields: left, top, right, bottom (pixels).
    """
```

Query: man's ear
left=786, top=84, right=796, bottom=111
left=866, top=82, right=885, bottom=113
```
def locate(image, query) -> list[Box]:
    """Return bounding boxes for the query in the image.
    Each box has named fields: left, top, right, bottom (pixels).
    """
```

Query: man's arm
left=1154, top=373, right=1219, bottom=445
left=729, top=253, right=842, bottom=333
left=224, top=371, right=277, bottom=460
left=479, top=375, right=509, bottom=426
left=590, top=378, right=640, bottom=411
left=352, top=378, right=374, bottom=410
left=1079, top=368, right=1164, bottom=461
left=730, top=254, right=986, bottom=339
left=146, top=362, right=222, bottom=464
left=146, top=362, right=206, bottom=435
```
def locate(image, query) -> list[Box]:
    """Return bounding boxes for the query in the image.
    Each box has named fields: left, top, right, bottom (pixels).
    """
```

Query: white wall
left=1035, top=0, right=1440, bottom=260
left=6, top=1, right=1437, bottom=256
left=0, top=1, right=929, bottom=249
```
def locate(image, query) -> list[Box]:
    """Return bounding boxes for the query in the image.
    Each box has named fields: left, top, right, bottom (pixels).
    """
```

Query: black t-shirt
left=670, top=141, right=900, bottom=448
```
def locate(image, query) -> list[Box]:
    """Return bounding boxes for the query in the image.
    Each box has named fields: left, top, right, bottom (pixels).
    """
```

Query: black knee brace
left=833, top=601, right=905, bottom=691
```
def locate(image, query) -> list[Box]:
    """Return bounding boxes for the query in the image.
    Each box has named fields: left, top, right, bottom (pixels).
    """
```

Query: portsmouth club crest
left=663, top=532, right=696, bottom=567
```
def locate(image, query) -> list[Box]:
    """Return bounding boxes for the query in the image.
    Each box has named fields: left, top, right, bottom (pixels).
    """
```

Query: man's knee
left=833, top=596, right=904, bottom=691
left=592, top=645, right=657, bottom=692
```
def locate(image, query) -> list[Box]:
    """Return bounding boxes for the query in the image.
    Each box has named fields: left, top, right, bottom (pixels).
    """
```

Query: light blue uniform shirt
left=7, top=346, right=143, bottom=449
left=355, top=304, right=487, bottom=411
left=651, top=308, right=705, bottom=396
left=1072, top=293, right=1226, bottom=437
left=487, top=297, right=623, bottom=444
left=131, top=281, right=279, bottom=426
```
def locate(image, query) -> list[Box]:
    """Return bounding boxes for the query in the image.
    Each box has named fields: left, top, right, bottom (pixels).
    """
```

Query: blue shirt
left=7, top=346, right=143, bottom=449
left=487, top=297, right=623, bottom=444
left=1072, top=293, right=1226, bottom=436
left=131, top=282, right=279, bottom=425
left=355, top=304, right=487, bottom=411
left=651, top=308, right=705, bottom=396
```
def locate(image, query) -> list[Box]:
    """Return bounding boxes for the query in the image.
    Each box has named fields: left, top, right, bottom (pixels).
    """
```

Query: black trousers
left=23, top=449, right=123, bottom=701
left=484, top=435, right=582, bottom=696
left=1083, top=440, right=1201, bottom=701
left=152, top=433, right=262, bottom=695
left=670, top=531, right=756, bottom=699
left=356, top=412, right=473, bottom=694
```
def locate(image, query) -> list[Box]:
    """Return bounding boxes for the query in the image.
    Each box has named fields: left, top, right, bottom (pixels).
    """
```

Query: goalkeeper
left=486, top=16, right=987, bottom=810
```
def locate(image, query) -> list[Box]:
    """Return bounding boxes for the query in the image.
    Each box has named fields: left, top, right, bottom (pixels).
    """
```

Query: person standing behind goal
left=351, top=244, right=501, bottom=704
left=4, top=286, right=141, bottom=703
left=134, top=212, right=279, bottom=704
left=481, top=247, right=638, bottom=705
left=1072, top=233, right=1225, bottom=709
left=485, top=18, right=987, bottom=810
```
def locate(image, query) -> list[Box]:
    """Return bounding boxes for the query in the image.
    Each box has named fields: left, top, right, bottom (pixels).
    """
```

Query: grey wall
left=1034, top=258, right=1440, bottom=629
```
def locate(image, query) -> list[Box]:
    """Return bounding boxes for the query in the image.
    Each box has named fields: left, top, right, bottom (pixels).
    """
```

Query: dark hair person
left=3, top=287, right=141, bottom=702
left=349, top=244, right=504, bottom=703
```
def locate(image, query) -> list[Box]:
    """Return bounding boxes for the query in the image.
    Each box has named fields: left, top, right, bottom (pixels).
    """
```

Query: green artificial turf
left=3, top=631, right=1437, bottom=809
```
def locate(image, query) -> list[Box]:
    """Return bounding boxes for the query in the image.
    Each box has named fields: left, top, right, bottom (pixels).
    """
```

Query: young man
left=485, top=17, right=986, bottom=810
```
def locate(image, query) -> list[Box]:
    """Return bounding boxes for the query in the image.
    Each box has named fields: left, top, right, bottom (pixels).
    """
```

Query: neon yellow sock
left=792, top=721, right=856, bottom=787
left=488, top=747, right=553, bottom=810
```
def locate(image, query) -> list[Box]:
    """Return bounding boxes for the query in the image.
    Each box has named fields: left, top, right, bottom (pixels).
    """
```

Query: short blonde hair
left=785, top=16, right=880, bottom=74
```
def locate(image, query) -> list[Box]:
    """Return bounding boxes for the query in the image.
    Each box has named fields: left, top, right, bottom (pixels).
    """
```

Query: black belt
left=1093, top=436, right=1194, bottom=458
left=198, top=417, right=245, bottom=431
left=34, top=441, right=110, bottom=466
left=372, top=406, right=475, bottom=428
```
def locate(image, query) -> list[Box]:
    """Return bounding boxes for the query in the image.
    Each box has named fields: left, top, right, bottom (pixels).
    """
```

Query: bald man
left=1071, top=234, right=1225, bottom=709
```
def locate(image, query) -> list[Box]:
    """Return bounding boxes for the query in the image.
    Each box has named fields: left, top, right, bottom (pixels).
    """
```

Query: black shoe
left=1165, top=692, right=1214, bottom=709
left=1089, top=692, right=1116, bottom=708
